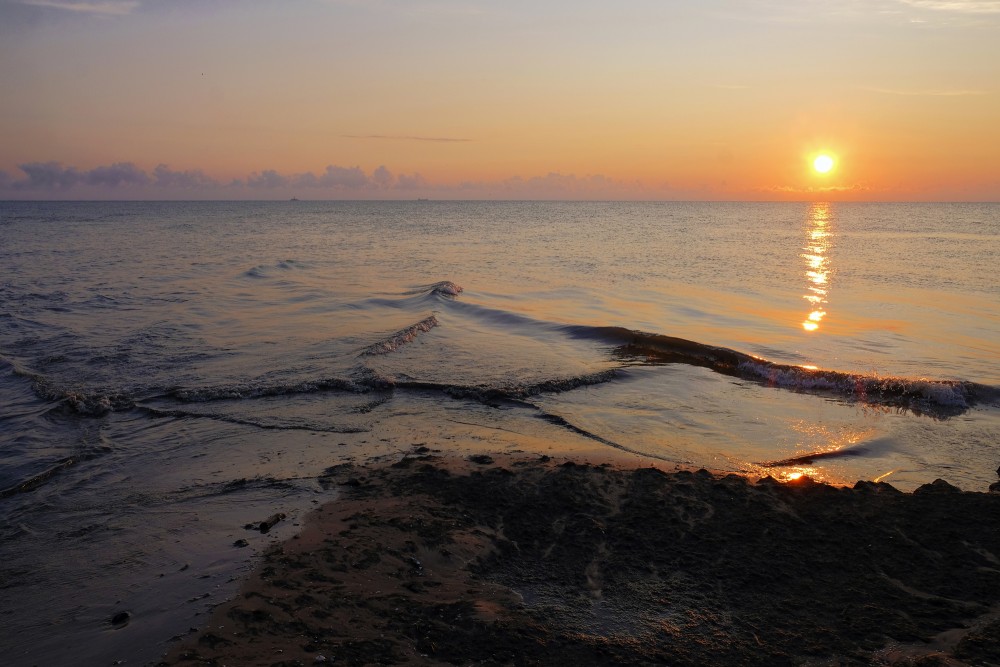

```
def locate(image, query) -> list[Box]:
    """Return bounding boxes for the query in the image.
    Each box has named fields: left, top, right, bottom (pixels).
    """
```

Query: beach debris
left=468, top=454, right=494, bottom=465
left=110, top=611, right=131, bottom=628
left=232, top=539, right=249, bottom=548
left=244, top=513, right=286, bottom=533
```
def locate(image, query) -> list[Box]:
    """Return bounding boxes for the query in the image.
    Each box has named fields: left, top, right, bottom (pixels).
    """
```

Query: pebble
left=110, top=611, right=131, bottom=628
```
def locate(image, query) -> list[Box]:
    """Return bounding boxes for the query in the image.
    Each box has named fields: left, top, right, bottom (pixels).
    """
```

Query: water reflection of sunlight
left=801, top=202, right=834, bottom=332
left=778, top=468, right=819, bottom=483
left=746, top=422, right=875, bottom=486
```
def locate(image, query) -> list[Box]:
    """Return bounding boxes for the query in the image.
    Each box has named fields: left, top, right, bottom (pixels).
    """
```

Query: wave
left=434, top=369, right=621, bottom=403
left=137, top=406, right=369, bottom=434
left=6, top=305, right=995, bottom=420
left=563, top=325, right=991, bottom=416
left=166, top=376, right=367, bottom=403
left=0, top=456, right=77, bottom=499
left=243, top=259, right=307, bottom=279
left=1, top=357, right=135, bottom=416
left=0, top=444, right=112, bottom=501
left=16, top=363, right=622, bottom=418
left=761, top=443, right=874, bottom=468
left=359, top=315, right=438, bottom=355
left=736, top=360, right=978, bottom=414
left=404, top=280, right=463, bottom=298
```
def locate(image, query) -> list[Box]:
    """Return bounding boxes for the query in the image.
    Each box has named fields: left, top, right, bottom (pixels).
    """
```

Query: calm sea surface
left=2, top=200, right=999, bottom=664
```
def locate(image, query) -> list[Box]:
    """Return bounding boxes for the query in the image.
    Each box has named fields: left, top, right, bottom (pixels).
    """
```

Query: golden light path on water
left=749, top=420, right=878, bottom=484
left=801, top=202, right=833, bottom=332
left=743, top=206, right=879, bottom=486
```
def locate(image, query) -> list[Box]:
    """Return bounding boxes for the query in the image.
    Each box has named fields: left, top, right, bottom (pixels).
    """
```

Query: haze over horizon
left=2, top=0, right=999, bottom=201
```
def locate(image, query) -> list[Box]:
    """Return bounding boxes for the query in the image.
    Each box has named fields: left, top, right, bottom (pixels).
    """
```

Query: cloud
left=246, top=169, right=288, bottom=189
left=19, top=1, right=139, bottom=15
left=245, top=165, right=371, bottom=190
left=8, top=161, right=213, bottom=192
left=862, top=86, right=989, bottom=96
left=84, top=161, right=149, bottom=187
left=317, top=165, right=370, bottom=188
left=342, top=134, right=472, bottom=143
left=153, top=164, right=217, bottom=188
left=395, top=172, right=428, bottom=190
left=897, top=0, right=1000, bottom=12
left=372, top=165, right=395, bottom=189
left=0, top=160, right=697, bottom=200
left=15, top=161, right=83, bottom=189
left=322, top=0, right=489, bottom=20
left=0, top=159, right=701, bottom=200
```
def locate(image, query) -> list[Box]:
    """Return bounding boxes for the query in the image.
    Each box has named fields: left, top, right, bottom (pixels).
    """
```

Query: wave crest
left=244, top=259, right=306, bottom=278
left=360, top=315, right=438, bottom=355
left=567, top=325, right=985, bottom=416
left=737, top=360, right=972, bottom=412
left=404, top=281, right=463, bottom=298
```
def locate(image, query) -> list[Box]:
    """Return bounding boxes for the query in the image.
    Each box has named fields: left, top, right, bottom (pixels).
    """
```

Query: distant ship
left=289, top=197, right=299, bottom=201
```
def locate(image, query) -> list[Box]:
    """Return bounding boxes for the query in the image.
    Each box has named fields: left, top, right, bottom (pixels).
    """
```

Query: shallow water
left=1, top=200, right=999, bottom=665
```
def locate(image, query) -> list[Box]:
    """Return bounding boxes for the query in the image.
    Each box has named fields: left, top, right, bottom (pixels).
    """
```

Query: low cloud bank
left=0, top=161, right=678, bottom=200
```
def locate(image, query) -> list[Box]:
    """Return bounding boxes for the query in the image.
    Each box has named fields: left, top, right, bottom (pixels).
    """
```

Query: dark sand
left=160, top=453, right=1000, bottom=666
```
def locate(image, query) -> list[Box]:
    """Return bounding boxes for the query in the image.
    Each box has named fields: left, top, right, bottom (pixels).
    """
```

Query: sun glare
left=813, top=154, right=835, bottom=174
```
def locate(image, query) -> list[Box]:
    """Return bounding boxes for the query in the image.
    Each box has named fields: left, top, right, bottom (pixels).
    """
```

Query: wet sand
left=159, top=452, right=1000, bottom=666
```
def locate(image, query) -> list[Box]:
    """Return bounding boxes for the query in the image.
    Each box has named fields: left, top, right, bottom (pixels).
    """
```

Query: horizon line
left=3, top=198, right=999, bottom=205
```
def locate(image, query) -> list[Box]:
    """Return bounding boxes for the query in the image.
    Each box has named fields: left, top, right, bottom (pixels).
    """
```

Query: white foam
left=737, top=360, right=969, bottom=411
left=431, top=281, right=463, bottom=296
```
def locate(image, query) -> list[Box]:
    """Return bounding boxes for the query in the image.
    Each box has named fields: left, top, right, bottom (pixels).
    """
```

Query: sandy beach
left=158, top=451, right=1000, bottom=666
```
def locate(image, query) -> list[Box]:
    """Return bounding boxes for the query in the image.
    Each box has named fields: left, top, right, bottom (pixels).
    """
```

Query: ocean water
left=1, top=200, right=999, bottom=665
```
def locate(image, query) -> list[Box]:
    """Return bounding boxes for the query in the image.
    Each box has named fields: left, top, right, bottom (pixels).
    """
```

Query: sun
left=813, top=154, right=835, bottom=174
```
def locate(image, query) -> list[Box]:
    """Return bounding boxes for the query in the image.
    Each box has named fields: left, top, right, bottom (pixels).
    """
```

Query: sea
left=2, top=200, right=999, bottom=665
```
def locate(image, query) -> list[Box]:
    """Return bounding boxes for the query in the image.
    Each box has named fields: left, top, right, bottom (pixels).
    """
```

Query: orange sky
left=1, top=1, right=998, bottom=200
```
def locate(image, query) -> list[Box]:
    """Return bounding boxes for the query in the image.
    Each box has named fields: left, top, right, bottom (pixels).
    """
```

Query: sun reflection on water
left=801, top=202, right=834, bottom=332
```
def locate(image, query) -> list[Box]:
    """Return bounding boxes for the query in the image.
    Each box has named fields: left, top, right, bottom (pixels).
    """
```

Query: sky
left=1, top=0, right=998, bottom=200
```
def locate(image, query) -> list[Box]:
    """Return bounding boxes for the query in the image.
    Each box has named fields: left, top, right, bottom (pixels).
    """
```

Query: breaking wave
left=2, top=357, right=137, bottom=416
left=6, top=310, right=996, bottom=420
left=360, top=315, right=439, bottom=355
left=404, top=280, right=463, bottom=298
left=19, top=366, right=623, bottom=419
left=563, top=325, right=992, bottom=416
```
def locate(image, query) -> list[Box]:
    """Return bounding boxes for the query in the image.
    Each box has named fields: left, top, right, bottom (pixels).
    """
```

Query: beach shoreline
left=158, top=452, right=1000, bottom=667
